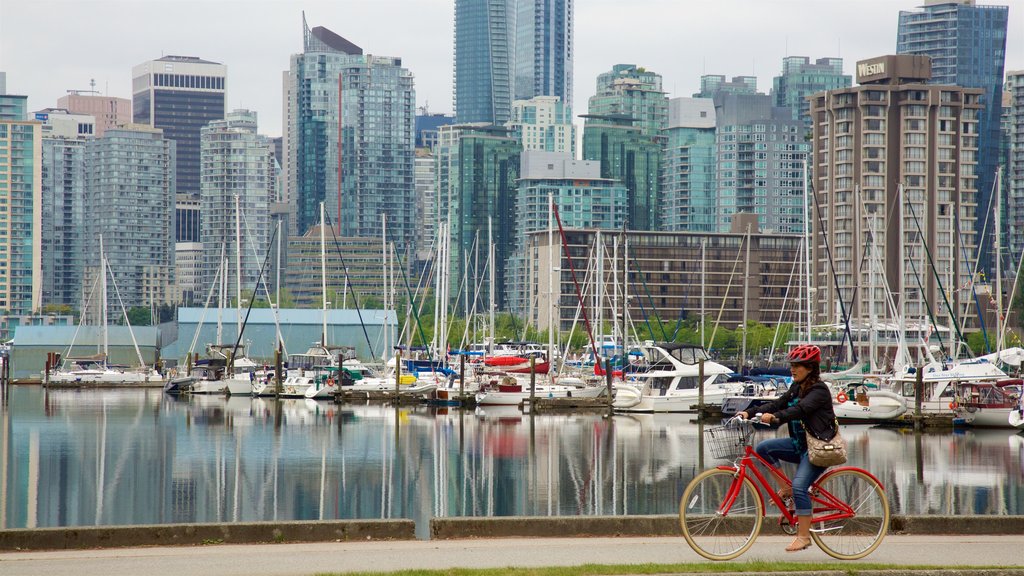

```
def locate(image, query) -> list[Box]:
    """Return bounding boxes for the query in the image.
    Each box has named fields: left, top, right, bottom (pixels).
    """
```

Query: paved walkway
left=2, top=534, right=1023, bottom=576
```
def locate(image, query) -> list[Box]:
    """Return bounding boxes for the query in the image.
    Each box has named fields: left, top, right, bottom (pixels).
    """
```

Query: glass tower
left=200, top=110, right=279, bottom=296
left=132, top=56, right=226, bottom=199
left=588, top=64, right=668, bottom=138
left=581, top=113, right=662, bottom=231
left=454, top=0, right=515, bottom=125
left=772, top=56, right=851, bottom=135
left=286, top=20, right=416, bottom=253
left=898, top=1, right=1009, bottom=269
left=0, top=94, right=42, bottom=326
left=436, top=124, right=520, bottom=309
left=1007, top=71, right=1024, bottom=268
left=507, top=95, right=576, bottom=155
left=514, top=0, right=573, bottom=105
left=663, top=98, right=718, bottom=232
left=84, top=126, right=176, bottom=310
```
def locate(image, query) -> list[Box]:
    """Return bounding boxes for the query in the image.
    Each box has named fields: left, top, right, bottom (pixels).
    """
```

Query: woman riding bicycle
left=737, top=343, right=838, bottom=553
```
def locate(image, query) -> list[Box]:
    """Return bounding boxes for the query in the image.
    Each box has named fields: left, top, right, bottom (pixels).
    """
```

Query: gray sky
left=2, top=0, right=1022, bottom=138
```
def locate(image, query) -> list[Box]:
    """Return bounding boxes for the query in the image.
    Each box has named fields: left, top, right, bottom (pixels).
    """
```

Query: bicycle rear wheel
left=679, top=468, right=763, bottom=561
left=810, top=468, right=889, bottom=560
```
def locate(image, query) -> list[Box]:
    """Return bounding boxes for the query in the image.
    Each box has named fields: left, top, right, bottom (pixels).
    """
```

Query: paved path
left=2, top=535, right=1023, bottom=576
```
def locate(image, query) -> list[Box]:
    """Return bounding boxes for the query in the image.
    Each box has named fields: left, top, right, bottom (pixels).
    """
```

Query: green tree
left=126, top=306, right=152, bottom=326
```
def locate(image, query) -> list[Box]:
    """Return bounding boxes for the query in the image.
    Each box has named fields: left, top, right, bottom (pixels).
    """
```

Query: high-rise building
left=662, top=98, right=717, bottom=232
left=39, top=110, right=95, bottom=309
left=57, top=93, right=131, bottom=136
left=713, top=92, right=808, bottom=234
left=898, top=0, right=1009, bottom=270
left=1007, top=70, right=1024, bottom=267
left=809, top=55, right=983, bottom=334
left=414, top=149, right=438, bottom=270
left=772, top=56, right=851, bottom=134
left=283, top=228, right=387, bottom=309
left=285, top=19, right=416, bottom=253
left=589, top=64, right=668, bottom=138
left=511, top=150, right=626, bottom=317
left=695, top=75, right=758, bottom=98
left=0, top=93, right=42, bottom=332
left=84, top=125, right=176, bottom=310
left=199, top=110, right=279, bottom=299
left=507, top=95, right=576, bottom=155
left=132, top=55, right=226, bottom=198
left=581, top=113, right=662, bottom=231
left=436, top=124, right=520, bottom=309
left=415, top=110, right=455, bottom=149
left=514, top=0, right=573, bottom=105
left=454, top=0, right=515, bottom=124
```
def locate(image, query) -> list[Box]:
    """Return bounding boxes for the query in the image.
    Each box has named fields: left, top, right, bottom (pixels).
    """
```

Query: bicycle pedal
left=778, top=515, right=798, bottom=535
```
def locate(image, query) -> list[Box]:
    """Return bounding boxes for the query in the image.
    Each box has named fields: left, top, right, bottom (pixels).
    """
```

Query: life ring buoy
left=836, top=391, right=848, bottom=403
left=949, top=402, right=957, bottom=410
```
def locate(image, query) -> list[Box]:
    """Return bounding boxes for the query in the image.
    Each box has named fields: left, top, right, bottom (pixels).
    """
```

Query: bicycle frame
left=716, top=445, right=881, bottom=527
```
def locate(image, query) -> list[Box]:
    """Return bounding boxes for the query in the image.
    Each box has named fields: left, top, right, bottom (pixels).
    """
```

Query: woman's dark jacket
left=763, top=379, right=838, bottom=442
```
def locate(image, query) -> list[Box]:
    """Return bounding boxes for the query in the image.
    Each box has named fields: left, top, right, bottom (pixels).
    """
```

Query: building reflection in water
left=1, top=387, right=1022, bottom=532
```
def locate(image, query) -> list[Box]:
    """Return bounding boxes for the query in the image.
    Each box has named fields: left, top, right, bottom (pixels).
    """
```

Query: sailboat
left=49, top=236, right=163, bottom=386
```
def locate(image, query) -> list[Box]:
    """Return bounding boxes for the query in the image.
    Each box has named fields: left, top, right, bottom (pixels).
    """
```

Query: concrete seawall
left=2, top=515, right=1022, bottom=551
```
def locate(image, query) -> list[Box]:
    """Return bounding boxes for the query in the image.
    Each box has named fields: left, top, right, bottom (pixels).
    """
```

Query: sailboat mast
left=995, top=168, right=1003, bottom=351
left=547, top=193, right=554, bottom=362
left=898, top=184, right=907, bottom=362
left=803, top=158, right=812, bottom=342
left=235, top=194, right=242, bottom=340
left=320, top=202, right=328, bottom=348
left=382, top=213, right=389, bottom=361
left=742, top=223, right=750, bottom=371
left=218, top=242, right=225, bottom=346
left=488, top=217, right=494, bottom=356
left=100, top=234, right=108, bottom=359
left=701, top=238, right=706, bottom=349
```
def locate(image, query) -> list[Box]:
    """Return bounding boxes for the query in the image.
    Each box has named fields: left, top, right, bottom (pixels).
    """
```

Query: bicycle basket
left=704, top=421, right=755, bottom=459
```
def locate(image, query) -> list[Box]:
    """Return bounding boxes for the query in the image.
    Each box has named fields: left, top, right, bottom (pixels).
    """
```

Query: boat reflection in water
left=2, top=387, right=1023, bottom=536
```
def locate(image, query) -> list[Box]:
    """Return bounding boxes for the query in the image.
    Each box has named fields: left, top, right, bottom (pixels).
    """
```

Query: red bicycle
left=679, top=418, right=890, bottom=561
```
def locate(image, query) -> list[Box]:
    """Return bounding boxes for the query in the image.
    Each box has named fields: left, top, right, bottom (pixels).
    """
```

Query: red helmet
left=786, top=344, right=821, bottom=364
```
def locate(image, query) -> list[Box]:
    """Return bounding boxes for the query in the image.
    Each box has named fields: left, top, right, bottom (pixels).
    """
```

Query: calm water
left=1, top=387, right=1022, bottom=538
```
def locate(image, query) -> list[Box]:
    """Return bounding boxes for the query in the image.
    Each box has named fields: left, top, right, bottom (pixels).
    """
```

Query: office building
left=524, top=215, right=804, bottom=332
left=454, top=0, right=515, bottom=124
left=0, top=93, right=42, bottom=338
left=84, top=125, right=176, bottom=310
left=199, top=110, right=278, bottom=298
left=809, top=55, right=983, bottom=332
left=772, top=56, right=851, bottom=134
left=662, top=98, right=717, bottom=232
left=514, top=0, right=573, bottom=105
left=588, top=64, right=668, bottom=138
left=581, top=113, right=661, bottom=231
left=436, top=124, right=520, bottom=309
left=132, top=55, right=227, bottom=198
left=39, top=110, right=95, bottom=309
left=285, top=19, right=416, bottom=253
left=713, top=92, right=808, bottom=234
left=507, top=95, right=576, bottom=155
left=283, top=227, right=388, bottom=309
left=57, top=92, right=131, bottom=136
left=414, top=149, right=438, bottom=270
left=898, top=0, right=1009, bottom=270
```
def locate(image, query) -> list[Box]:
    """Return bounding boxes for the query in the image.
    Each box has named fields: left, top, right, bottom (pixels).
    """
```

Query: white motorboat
left=953, top=379, right=1024, bottom=428
left=475, top=374, right=605, bottom=406
left=49, top=358, right=164, bottom=386
left=888, top=356, right=1010, bottom=415
left=611, top=342, right=739, bottom=412
left=832, top=388, right=908, bottom=423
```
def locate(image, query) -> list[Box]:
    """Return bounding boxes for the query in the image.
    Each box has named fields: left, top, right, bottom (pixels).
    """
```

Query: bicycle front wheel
left=810, top=468, right=890, bottom=560
left=679, top=468, right=763, bottom=561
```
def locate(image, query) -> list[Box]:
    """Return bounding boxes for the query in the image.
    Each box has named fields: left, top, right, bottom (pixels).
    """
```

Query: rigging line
left=553, top=203, right=601, bottom=366
left=391, top=236, right=435, bottom=356
left=103, top=258, right=146, bottom=368
left=447, top=233, right=478, bottom=350
left=187, top=260, right=224, bottom=360
left=239, top=210, right=288, bottom=356
left=557, top=243, right=597, bottom=373
left=707, top=234, right=746, bottom=352
left=835, top=212, right=877, bottom=354
left=953, top=214, right=990, bottom=356
left=809, top=182, right=858, bottom=363
left=230, top=225, right=278, bottom=367
left=323, top=211, right=374, bottom=356
left=957, top=175, right=999, bottom=354
left=630, top=253, right=668, bottom=341
left=63, top=272, right=100, bottom=360
left=905, top=244, right=945, bottom=355
left=459, top=239, right=491, bottom=350
left=906, top=198, right=966, bottom=349
left=769, top=236, right=804, bottom=363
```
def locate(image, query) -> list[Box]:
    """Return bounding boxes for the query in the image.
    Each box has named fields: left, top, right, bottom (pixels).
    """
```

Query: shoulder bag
left=806, top=419, right=847, bottom=467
